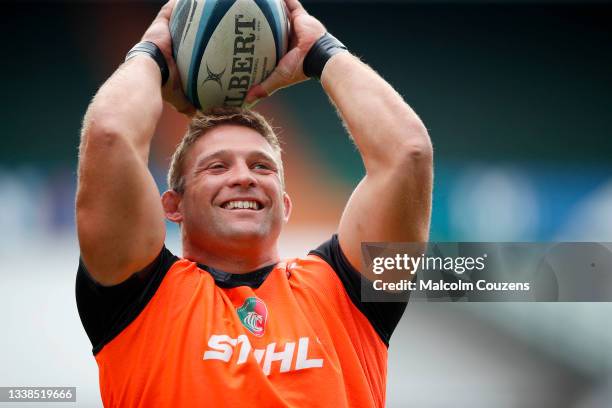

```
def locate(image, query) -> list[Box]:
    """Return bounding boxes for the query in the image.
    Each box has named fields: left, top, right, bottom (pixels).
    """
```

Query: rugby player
left=75, top=0, right=432, bottom=406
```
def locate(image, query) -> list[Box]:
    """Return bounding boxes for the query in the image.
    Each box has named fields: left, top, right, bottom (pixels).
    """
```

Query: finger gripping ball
left=170, top=0, right=290, bottom=110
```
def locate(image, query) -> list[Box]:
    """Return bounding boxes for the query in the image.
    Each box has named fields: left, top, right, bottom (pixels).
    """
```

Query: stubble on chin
left=210, top=213, right=272, bottom=242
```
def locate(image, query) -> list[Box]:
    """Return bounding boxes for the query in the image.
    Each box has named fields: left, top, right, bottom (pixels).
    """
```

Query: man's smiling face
left=176, top=124, right=290, bottom=249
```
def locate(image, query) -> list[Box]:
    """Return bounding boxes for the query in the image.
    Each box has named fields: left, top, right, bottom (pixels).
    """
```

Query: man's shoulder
left=275, top=235, right=358, bottom=299
left=76, top=245, right=180, bottom=354
left=286, top=234, right=407, bottom=347
left=277, top=235, right=348, bottom=280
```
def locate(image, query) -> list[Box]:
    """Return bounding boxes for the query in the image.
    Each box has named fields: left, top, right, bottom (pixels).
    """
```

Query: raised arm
left=246, top=0, right=432, bottom=278
left=77, top=0, right=189, bottom=285
left=322, top=53, right=433, bottom=276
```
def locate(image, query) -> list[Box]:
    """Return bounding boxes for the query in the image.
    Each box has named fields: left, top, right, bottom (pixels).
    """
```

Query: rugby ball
left=169, top=0, right=290, bottom=110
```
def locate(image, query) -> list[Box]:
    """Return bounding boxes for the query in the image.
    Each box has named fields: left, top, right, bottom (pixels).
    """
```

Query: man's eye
left=253, top=163, right=272, bottom=170
left=208, top=163, right=226, bottom=170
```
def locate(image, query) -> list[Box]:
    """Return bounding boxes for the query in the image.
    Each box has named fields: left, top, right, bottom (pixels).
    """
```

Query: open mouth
left=221, top=200, right=263, bottom=211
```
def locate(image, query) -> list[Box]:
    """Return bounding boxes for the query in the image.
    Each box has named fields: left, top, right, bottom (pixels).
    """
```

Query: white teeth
left=223, top=201, right=260, bottom=210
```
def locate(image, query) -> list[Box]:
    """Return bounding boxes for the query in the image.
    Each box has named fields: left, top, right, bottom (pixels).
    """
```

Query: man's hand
left=245, top=0, right=326, bottom=105
left=142, top=0, right=195, bottom=116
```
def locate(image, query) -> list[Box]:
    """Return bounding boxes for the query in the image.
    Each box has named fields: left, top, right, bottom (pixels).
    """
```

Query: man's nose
left=228, top=164, right=257, bottom=188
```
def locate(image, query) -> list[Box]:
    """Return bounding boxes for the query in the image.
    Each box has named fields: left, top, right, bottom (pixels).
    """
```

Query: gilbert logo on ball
left=170, top=0, right=290, bottom=110
left=236, top=297, right=268, bottom=337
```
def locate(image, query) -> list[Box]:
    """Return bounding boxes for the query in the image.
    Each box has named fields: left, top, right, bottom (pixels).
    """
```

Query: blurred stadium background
left=2, top=0, right=612, bottom=406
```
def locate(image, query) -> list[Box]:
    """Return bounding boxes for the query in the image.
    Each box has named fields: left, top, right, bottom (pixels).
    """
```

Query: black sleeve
left=75, top=246, right=178, bottom=355
left=309, top=234, right=408, bottom=347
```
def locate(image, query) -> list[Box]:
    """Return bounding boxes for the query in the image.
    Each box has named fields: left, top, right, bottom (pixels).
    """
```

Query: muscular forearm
left=321, top=53, right=431, bottom=173
left=82, top=55, right=163, bottom=160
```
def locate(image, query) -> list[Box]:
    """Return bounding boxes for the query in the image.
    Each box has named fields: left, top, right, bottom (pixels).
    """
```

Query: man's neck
left=182, top=239, right=280, bottom=274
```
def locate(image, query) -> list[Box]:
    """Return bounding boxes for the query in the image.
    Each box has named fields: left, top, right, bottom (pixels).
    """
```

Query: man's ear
left=282, top=192, right=292, bottom=223
left=162, top=190, right=183, bottom=224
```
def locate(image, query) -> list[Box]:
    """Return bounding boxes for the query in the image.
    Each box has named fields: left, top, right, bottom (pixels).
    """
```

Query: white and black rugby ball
left=169, top=0, right=289, bottom=110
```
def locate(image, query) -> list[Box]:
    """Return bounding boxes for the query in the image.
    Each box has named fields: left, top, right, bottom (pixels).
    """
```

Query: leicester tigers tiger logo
left=236, top=297, right=268, bottom=337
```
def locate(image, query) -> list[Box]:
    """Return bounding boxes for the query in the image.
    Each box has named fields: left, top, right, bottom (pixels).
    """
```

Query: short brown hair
left=167, top=107, right=283, bottom=193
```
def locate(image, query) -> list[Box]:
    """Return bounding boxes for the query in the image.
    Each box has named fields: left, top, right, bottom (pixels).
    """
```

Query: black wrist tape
left=303, top=33, right=348, bottom=80
left=125, top=41, right=169, bottom=86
